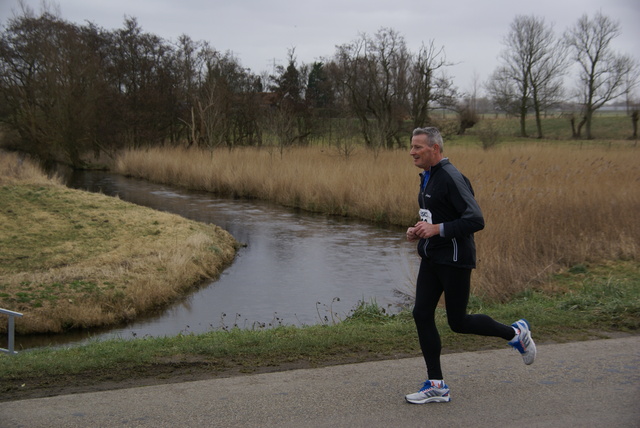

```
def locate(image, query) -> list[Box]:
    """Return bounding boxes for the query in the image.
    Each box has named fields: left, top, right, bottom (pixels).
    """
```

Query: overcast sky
left=2, top=0, right=638, bottom=93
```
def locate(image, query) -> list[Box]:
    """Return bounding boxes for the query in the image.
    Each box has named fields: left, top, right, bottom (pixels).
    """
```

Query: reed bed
left=116, top=144, right=640, bottom=299
left=0, top=151, right=62, bottom=186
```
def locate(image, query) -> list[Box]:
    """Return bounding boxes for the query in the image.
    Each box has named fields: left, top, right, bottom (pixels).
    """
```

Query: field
left=468, top=111, right=639, bottom=141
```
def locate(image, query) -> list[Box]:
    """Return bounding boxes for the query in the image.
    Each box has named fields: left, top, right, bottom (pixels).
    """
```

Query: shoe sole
left=405, top=395, right=451, bottom=404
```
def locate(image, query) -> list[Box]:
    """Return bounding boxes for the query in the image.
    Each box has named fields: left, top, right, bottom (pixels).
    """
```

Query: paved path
left=1, top=336, right=639, bottom=428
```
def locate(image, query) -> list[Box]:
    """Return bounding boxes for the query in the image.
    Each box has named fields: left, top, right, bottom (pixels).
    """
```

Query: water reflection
left=16, top=171, right=418, bottom=349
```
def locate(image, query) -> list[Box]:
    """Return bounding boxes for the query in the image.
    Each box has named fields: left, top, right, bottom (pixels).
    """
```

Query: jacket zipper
left=452, top=238, right=458, bottom=262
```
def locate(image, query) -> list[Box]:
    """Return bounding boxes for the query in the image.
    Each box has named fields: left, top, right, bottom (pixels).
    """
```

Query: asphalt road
left=1, top=336, right=638, bottom=427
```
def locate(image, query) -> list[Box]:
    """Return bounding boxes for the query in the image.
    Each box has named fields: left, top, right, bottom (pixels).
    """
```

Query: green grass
left=0, top=280, right=123, bottom=309
left=463, top=113, right=638, bottom=145
left=1, top=260, right=637, bottom=385
left=0, top=185, right=122, bottom=273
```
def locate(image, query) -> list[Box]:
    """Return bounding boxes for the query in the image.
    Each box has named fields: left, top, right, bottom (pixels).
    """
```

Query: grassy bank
left=116, top=142, right=640, bottom=299
left=0, top=152, right=240, bottom=334
left=0, top=260, right=637, bottom=401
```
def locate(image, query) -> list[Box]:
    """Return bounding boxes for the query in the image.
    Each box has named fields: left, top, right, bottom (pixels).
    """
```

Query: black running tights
left=412, top=258, right=516, bottom=380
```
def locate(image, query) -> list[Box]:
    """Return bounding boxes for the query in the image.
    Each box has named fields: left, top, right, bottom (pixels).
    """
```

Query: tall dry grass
left=116, top=144, right=640, bottom=299
left=116, top=147, right=419, bottom=224
left=0, top=150, right=62, bottom=186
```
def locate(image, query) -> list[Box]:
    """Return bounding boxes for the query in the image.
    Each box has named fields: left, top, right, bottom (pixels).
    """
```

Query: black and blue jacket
left=417, top=158, right=485, bottom=269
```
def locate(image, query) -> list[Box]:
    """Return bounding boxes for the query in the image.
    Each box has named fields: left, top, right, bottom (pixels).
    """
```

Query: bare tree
left=332, top=38, right=373, bottom=147
left=499, top=16, right=533, bottom=137
left=173, top=34, right=207, bottom=145
left=408, top=40, right=452, bottom=129
left=526, top=18, right=568, bottom=138
left=332, top=28, right=412, bottom=150
left=0, top=4, right=270, bottom=163
left=175, top=41, right=263, bottom=149
left=0, top=9, right=106, bottom=167
left=328, top=118, right=360, bottom=160
left=454, top=71, right=482, bottom=135
left=565, top=12, right=636, bottom=139
left=485, top=66, right=520, bottom=117
left=109, top=17, right=179, bottom=147
left=487, top=15, right=566, bottom=138
left=621, top=57, right=640, bottom=115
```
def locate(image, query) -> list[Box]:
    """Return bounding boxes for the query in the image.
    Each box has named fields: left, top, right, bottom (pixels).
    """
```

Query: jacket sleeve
left=441, top=171, right=485, bottom=238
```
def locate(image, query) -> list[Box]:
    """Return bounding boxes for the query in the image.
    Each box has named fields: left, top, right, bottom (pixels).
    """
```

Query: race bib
left=419, top=208, right=432, bottom=224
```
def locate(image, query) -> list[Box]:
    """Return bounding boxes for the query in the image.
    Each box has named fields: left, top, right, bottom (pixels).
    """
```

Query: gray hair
left=412, top=127, right=444, bottom=152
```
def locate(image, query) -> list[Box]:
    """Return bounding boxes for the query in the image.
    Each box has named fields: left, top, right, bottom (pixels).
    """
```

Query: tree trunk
left=585, top=110, right=594, bottom=140
left=570, top=116, right=578, bottom=138
left=519, top=110, right=527, bottom=138
left=576, top=116, right=588, bottom=138
left=535, top=110, right=543, bottom=139
left=532, top=97, right=543, bottom=139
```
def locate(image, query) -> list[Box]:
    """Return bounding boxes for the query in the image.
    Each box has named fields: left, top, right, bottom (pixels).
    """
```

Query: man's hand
left=406, top=227, right=419, bottom=241
left=412, top=221, right=441, bottom=239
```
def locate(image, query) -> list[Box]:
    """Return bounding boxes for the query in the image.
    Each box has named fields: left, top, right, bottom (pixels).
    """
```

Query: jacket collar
left=420, top=158, right=449, bottom=178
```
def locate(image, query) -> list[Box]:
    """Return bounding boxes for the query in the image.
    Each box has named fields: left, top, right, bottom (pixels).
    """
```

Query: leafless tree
left=621, top=58, right=640, bottom=116
left=0, top=9, right=106, bottom=167
left=328, top=118, right=359, bottom=160
left=109, top=17, right=179, bottom=147
left=485, top=66, right=520, bottom=117
left=407, top=41, right=453, bottom=129
left=526, top=18, right=568, bottom=138
left=565, top=12, right=636, bottom=139
left=455, top=71, right=482, bottom=135
left=175, top=40, right=263, bottom=149
left=487, top=15, right=567, bottom=138
left=332, top=28, right=412, bottom=150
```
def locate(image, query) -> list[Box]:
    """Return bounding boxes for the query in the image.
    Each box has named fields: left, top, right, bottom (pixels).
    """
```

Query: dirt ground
left=0, top=352, right=418, bottom=403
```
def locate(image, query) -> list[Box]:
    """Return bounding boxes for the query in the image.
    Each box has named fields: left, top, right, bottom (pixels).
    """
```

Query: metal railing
left=1, top=308, right=23, bottom=355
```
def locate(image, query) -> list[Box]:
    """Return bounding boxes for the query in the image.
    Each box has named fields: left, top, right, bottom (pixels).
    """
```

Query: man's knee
left=447, top=316, right=468, bottom=334
left=412, top=307, right=435, bottom=326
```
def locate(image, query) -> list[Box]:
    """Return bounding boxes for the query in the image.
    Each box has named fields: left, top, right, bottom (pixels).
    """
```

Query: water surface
left=17, top=171, right=418, bottom=348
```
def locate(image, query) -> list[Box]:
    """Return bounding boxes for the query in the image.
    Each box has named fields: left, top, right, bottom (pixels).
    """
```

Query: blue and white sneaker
left=508, top=319, right=536, bottom=365
left=405, top=380, right=451, bottom=404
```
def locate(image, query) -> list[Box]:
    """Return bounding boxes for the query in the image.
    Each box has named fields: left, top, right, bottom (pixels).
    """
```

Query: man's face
left=410, top=134, right=438, bottom=170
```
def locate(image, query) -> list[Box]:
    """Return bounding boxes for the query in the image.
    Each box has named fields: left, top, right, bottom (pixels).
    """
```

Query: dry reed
left=0, top=150, right=62, bottom=186
left=116, top=144, right=640, bottom=299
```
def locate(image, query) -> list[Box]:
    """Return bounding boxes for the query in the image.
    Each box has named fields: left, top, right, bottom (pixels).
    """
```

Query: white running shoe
left=405, top=380, right=451, bottom=404
left=509, top=319, right=537, bottom=365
